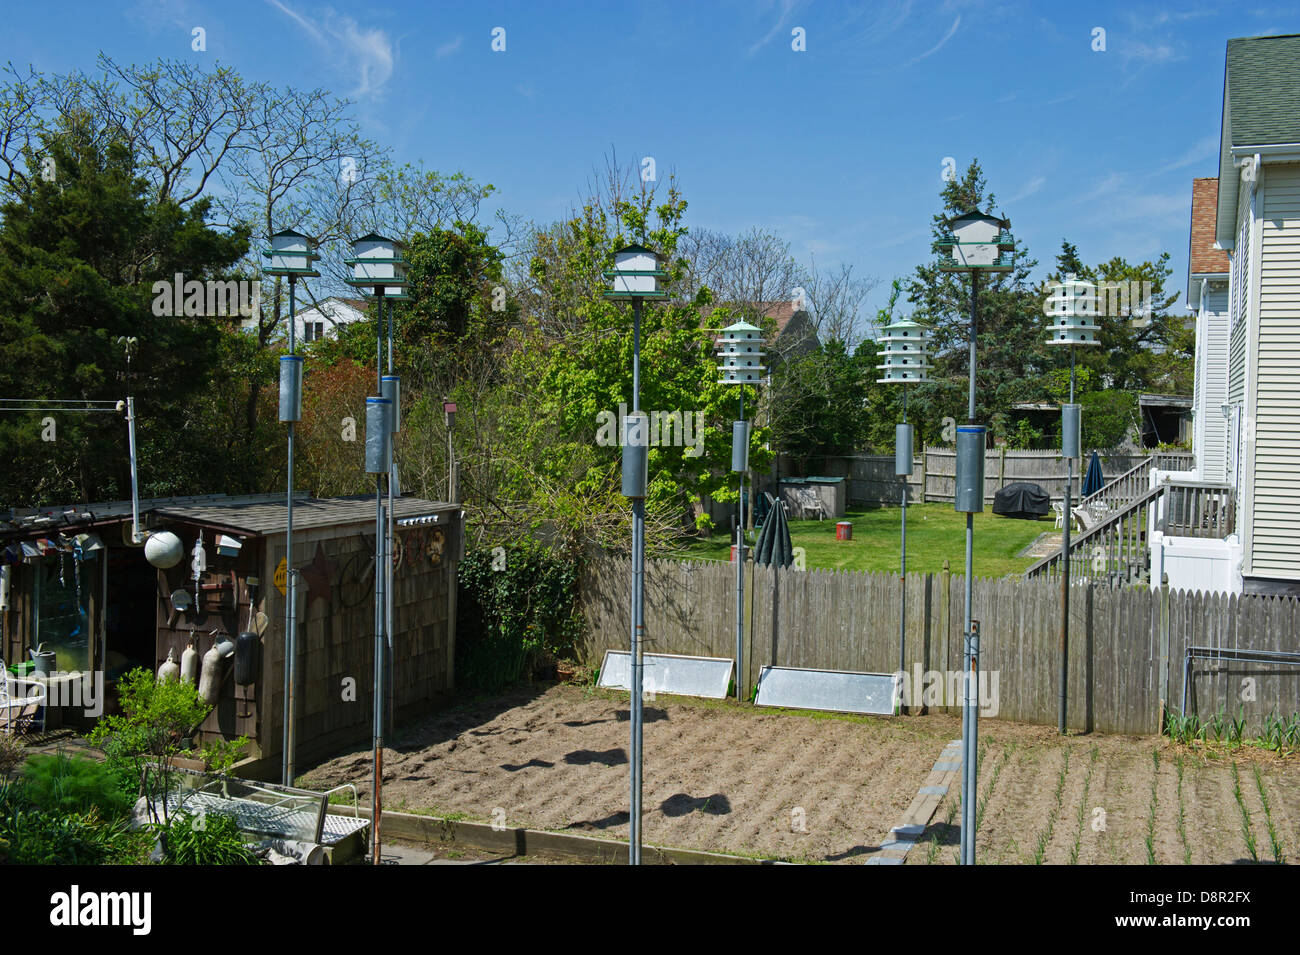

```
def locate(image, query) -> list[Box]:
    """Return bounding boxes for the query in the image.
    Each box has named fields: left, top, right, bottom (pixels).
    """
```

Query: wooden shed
left=1, top=493, right=462, bottom=775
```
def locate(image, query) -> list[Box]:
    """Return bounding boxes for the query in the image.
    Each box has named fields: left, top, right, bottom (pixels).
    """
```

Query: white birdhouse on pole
left=937, top=211, right=1014, bottom=272
left=263, top=229, right=321, bottom=277
left=345, top=233, right=409, bottom=298
left=876, top=317, right=933, bottom=384
left=602, top=244, right=669, bottom=300
left=716, top=321, right=766, bottom=385
left=1044, top=276, right=1102, bottom=346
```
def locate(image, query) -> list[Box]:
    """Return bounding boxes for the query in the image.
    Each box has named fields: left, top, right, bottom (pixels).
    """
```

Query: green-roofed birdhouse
left=1044, top=276, right=1102, bottom=346
left=345, top=233, right=409, bottom=294
left=716, top=321, right=766, bottom=385
left=602, top=244, right=669, bottom=300
left=937, top=210, right=1014, bottom=272
left=876, top=317, right=933, bottom=384
left=263, top=229, right=321, bottom=277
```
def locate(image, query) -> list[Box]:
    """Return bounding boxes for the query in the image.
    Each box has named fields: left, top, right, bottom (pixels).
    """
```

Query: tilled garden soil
left=299, top=684, right=1300, bottom=864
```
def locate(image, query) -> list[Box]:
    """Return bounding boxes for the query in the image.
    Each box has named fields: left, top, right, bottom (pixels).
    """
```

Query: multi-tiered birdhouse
left=716, top=321, right=766, bottom=385
left=345, top=233, right=409, bottom=298
left=263, top=229, right=321, bottom=277
left=1044, top=276, right=1101, bottom=346
left=876, top=317, right=933, bottom=384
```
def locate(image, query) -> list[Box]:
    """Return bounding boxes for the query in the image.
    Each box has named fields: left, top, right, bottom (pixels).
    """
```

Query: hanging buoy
left=157, top=647, right=180, bottom=683
left=144, top=531, right=183, bottom=568
left=234, top=631, right=259, bottom=685
left=180, top=641, right=199, bottom=685
left=198, top=642, right=223, bottom=704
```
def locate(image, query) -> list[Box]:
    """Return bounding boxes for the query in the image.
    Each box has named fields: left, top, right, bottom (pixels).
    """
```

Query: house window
left=302, top=321, right=326, bottom=342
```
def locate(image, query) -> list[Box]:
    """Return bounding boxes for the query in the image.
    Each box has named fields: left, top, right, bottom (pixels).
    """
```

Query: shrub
left=0, top=734, right=24, bottom=775
left=88, top=667, right=213, bottom=826
left=161, top=811, right=259, bottom=866
left=456, top=539, right=584, bottom=691
left=21, top=750, right=133, bottom=820
left=0, top=780, right=149, bottom=865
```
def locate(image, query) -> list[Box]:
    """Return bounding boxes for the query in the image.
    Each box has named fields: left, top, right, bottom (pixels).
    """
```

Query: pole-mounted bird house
left=344, top=233, right=410, bottom=299
left=875, top=317, right=933, bottom=384
left=936, top=211, right=1014, bottom=272
left=716, top=321, right=767, bottom=385
left=263, top=229, right=322, bottom=278
left=1044, top=276, right=1102, bottom=346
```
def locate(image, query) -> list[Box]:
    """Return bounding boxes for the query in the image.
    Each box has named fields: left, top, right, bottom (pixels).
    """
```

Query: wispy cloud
left=747, top=0, right=803, bottom=57
left=1006, top=176, right=1046, bottom=204
left=900, top=15, right=960, bottom=68
left=267, top=0, right=395, bottom=98
left=436, top=36, right=462, bottom=58
left=1117, top=39, right=1180, bottom=65
left=1157, top=134, right=1218, bottom=174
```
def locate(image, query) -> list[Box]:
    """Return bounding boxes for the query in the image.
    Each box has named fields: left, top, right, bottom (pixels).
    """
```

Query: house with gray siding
left=1211, top=33, right=1300, bottom=595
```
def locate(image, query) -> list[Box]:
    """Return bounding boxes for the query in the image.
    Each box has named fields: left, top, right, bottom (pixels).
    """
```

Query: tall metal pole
left=898, top=385, right=908, bottom=715
left=283, top=274, right=298, bottom=787
left=629, top=295, right=645, bottom=866
left=1059, top=348, right=1075, bottom=734
left=961, top=271, right=979, bottom=866
left=386, top=298, right=396, bottom=734
left=372, top=287, right=387, bottom=866
left=735, top=387, right=745, bottom=702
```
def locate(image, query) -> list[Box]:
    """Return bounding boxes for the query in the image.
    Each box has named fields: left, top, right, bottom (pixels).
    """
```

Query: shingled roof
left=1189, top=178, right=1230, bottom=281
left=1216, top=34, right=1300, bottom=245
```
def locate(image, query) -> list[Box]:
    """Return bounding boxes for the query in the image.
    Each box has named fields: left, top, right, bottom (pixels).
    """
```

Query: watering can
left=29, top=644, right=56, bottom=677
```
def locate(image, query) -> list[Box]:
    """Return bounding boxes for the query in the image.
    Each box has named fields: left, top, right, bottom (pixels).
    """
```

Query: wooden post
left=1158, top=572, right=1170, bottom=734
left=939, top=559, right=951, bottom=709
left=920, top=448, right=929, bottom=503
left=999, top=444, right=1007, bottom=490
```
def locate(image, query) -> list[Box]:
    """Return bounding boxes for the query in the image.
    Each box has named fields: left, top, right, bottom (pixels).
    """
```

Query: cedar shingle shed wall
left=142, top=495, right=461, bottom=768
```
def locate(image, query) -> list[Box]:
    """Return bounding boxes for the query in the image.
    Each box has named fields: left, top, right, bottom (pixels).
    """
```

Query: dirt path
left=299, top=684, right=1300, bottom=864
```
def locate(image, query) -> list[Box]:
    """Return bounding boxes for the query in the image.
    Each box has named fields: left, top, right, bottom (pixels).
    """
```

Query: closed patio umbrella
left=753, top=493, right=794, bottom=568
left=1082, top=451, right=1104, bottom=499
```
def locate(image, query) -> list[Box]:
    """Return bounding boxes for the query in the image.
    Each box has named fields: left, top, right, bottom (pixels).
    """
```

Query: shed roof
left=1, top=493, right=455, bottom=540
left=152, top=495, right=456, bottom=536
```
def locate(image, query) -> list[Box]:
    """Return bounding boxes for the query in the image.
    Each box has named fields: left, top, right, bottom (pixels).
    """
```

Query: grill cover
left=992, top=481, right=1050, bottom=519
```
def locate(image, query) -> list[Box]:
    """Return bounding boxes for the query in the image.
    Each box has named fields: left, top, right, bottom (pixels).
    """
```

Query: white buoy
left=180, top=641, right=199, bottom=685
left=157, top=647, right=180, bottom=683
left=144, top=531, right=183, bottom=568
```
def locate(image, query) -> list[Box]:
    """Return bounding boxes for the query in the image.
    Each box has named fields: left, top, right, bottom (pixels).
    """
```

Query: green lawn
left=671, top=503, right=1050, bottom=577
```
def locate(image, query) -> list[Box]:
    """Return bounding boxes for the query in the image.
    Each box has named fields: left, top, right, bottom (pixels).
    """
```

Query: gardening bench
left=151, top=771, right=370, bottom=863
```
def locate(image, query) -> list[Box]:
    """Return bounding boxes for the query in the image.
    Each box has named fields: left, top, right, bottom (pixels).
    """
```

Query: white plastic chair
left=1052, top=501, right=1065, bottom=530
left=1, top=658, right=47, bottom=735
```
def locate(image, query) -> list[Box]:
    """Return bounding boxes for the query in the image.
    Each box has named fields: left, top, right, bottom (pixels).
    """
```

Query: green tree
left=906, top=160, right=1048, bottom=446
left=0, top=122, right=253, bottom=504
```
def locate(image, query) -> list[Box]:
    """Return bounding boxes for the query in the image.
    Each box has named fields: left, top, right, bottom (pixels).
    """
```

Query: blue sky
left=6, top=0, right=1299, bottom=319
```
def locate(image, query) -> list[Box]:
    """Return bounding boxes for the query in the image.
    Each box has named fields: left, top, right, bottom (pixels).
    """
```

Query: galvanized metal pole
left=736, top=387, right=745, bottom=702
left=1059, top=349, right=1075, bottom=735
left=283, top=274, right=298, bottom=787
left=630, top=295, right=645, bottom=866
left=898, top=386, right=907, bottom=715
left=372, top=287, right=387, bottom=866
left=961, top=271, right=979, bottom=866
left=124, top=396, right=141, bottom=544
left=386, top=298, right=396, bottom=734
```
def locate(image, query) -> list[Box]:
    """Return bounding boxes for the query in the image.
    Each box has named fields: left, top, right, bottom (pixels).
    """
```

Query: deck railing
left=1027, top=483, right=1164, bottom=585
left=1160, top=482, right=1236, bottom=539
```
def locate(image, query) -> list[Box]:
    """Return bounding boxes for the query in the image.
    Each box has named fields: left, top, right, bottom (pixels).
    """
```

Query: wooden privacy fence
left=811, top=449, right=1194, bottom=506
left=578, top=552, right=1300, bottom=736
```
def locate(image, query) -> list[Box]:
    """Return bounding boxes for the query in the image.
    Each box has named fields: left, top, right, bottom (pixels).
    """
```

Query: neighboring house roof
left=701, top=301, right=812, bottom=339
left=1189, top=179, right=1231, bottom=279
left=1216, top=34, right=1300, bottom=245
